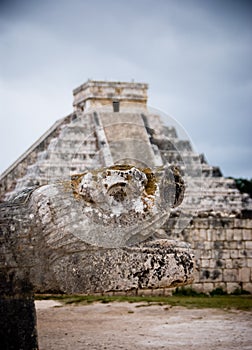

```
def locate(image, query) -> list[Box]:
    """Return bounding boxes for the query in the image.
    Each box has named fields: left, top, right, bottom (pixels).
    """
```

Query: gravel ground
left=36, top=300, right=252, bottom=350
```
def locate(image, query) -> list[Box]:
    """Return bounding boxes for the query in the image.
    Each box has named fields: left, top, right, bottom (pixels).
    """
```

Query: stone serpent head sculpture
left=1, top=163, right=192, bottom=293
left=0, top=164, right=193, bottom=349
left=63, top=164, right=185, bottom=247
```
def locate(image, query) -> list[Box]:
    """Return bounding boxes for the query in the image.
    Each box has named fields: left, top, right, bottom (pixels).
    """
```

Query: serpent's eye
left=132, top=168, right=144, bottom=182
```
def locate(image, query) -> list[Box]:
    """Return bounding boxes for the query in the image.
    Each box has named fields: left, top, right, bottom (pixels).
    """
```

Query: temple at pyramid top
left=73, top=80, right=148, bottom=113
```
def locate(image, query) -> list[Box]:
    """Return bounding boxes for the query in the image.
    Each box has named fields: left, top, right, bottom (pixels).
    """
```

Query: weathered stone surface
left=46, top=240, right=193, bottom=294
left=7, top=164, right=189, bottom=294
left=31, top=164, right=184, bottom=248
left=0, top=165, right=191, bottom=292
left=0, top=181, right=193, bottom=292
left=0, top=164, right=192, bottom=349
left=169, top=216, right=252, bottom=293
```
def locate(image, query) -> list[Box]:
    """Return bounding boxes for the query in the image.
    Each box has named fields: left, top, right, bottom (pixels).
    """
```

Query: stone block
left=229, top=241, right=238, bottom=249
left=212, top=229, right=225, bottom=241
left=234, top=219, right=243, bottom=228
left=213, top=241, right=224, bottom=250
left=242, top=283, right=252, bottom=294
left=222, top=250, right=231, bottom=259
left=239, top=267, right=251, bottom=282
left=212, top=250, right=222, bottom=260
left=223, top=269, right=238, bottom=282
left=209, top=260, right=217, bottom=268
left=191, top=283, right=204, bottom=293
left=247, top=259, right=252, bottom=268
left=203, top=282, right=214, bottom=293
left=215, top=259, right=224, bottom=268
left=245, top=241, right=252, bottom=249
left=230, top=250, right=239, bottom=259
left=191, top=229, right=200, bottom=241
left=204, top=241, right=213, bottom=250
left=210, top=218, right=222, bottom=228
left=226, top=282, right=240, bottom=294
left=201, top=259, right=210, bottom=268
left=200, top=269, right=211, bottom=281
left=233, top=229, right=243, bottom=241
left=199, top=229, right=207, bottom=241
left=226, top=219, right=235, bottom=229
left=245, top=220, right=252, bottom=229
left=225, top=229, right=234, bottom=241
left=213, top=282, right=226, bottom=291
left=232, top=258, right=246, bottom=268
left=243, top=229, right=252, bottom=240
left=201, top=250, right=212, bottom=259
left=224, top=241, right=236, bottom=249
left=216, top=248, right=229, bottom=260
left=211, top=269, right=223, bottom=281
left=246, top=250, right=252, bottom=258
left=239, top=250, right=248, bottom=258
left=237, top=241, right=245, bottom=249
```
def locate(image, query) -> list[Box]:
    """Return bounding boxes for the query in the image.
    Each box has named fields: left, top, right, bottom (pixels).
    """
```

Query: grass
left=35, top=293, right=252, bottom=311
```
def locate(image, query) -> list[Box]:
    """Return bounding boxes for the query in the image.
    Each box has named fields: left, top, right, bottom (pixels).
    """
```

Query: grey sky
left=0, top=0, right=251, bottom=178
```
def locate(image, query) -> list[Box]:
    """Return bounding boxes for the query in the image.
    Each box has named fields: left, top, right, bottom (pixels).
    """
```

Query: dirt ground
left=36, top=300, right=252, bottom=350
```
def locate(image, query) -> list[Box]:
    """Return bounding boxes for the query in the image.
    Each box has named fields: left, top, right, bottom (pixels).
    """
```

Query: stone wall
left=166, top=215, right=252, bottom=294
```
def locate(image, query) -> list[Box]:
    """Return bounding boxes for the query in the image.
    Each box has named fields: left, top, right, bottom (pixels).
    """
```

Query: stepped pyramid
left=0, top=81, right=248, bottom=214
left=1, top=80, right=251, bottom=294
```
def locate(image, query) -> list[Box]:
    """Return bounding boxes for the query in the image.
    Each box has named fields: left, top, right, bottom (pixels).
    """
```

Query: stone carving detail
left=58, top=164, right=184, bottom=247
left=0, top=164, right=192, bottom=349
left=0, top=164, right=192, bottom=294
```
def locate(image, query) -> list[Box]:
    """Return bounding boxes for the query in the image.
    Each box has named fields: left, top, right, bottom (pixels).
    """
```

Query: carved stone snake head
left=68, top=164, right=185, bottom=247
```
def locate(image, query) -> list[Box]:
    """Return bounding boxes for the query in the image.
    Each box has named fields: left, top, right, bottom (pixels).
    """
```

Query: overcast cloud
left=0, top=0, right=251, bottom=178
